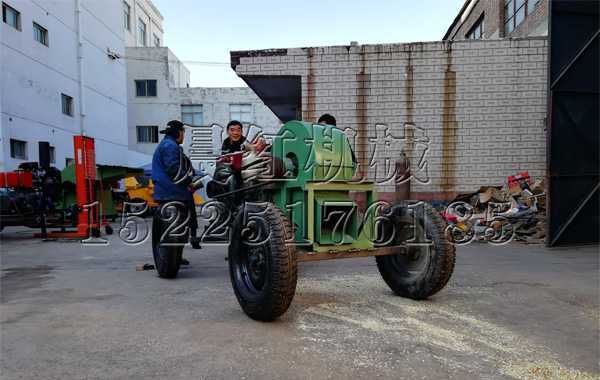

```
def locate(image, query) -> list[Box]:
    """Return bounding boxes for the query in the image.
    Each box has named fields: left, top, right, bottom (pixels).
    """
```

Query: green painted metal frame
left=305, top=181, right=377, bottom=253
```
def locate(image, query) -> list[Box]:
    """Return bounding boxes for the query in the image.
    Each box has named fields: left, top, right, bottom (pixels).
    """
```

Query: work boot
left=190, top=236, right=202, bottom=250
left=189, top=227, right=201, bottom=250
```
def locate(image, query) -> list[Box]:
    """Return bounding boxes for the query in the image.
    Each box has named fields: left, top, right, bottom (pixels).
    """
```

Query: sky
left=152, top=0, right=465, bottom=87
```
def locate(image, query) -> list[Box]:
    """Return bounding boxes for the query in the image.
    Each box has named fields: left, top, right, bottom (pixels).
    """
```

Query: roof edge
left=230, top=49, right=288, bottom=69
left=442, top=0, right=475, bottom=40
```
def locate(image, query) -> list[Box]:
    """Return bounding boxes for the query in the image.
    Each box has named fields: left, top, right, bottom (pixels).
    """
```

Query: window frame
left=2, top=2, right=21, bottom=30
left=136, top=125, right=159, bottom=144
left=49, top=146, right=56, bottom=164
left=466, top=14, right=484, bottom=39
left=229, top=103, right=253, bottom=125
left=153, top=33, right=160, bottom=47
left=181, top=104, right=204, bottom=126
left=138, top=18, right=147, bottom=46
left=123, top=1, right=131, bottom=31
left=61, top=93, right=74, bottom=117
left=10, top=139, right=27, bottom=160
left=527, top=0, right=540, bottom=15
left=505, top=0, right=539, bottom=34
left=33, top=22, right=49, bottom=46
left=134, top=79, right=157, bottom=97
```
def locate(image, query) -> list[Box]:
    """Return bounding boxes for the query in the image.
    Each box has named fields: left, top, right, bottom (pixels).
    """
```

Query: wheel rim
left=238, top=243, right=268, bottom=293
left=392, top=223, right=433, bottom=279
left=402, top=244, right=432, bottom=276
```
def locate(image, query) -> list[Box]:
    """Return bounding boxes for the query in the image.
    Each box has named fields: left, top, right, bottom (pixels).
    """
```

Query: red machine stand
left=37, top=135, right=102, bottom=239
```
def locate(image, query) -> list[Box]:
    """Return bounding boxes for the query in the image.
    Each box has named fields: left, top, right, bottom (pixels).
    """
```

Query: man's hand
left=245, top=137, right=267, bottom=152
left=188, top=176, right=204, bottom=192
left=254, top=137, right=267, bottom=152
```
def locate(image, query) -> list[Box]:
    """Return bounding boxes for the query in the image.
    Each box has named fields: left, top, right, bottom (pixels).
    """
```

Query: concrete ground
left=1, top=225, right=598, bottom=380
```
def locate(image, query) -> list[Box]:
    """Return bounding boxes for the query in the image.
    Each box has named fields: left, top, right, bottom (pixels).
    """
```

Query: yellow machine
left=124, top=176, right=158, bottom=209
left=124, top=176, right=203, bottom=208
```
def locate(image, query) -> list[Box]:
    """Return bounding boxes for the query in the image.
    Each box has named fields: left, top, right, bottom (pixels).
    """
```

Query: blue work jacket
left=152, top=135, right=193, bottom=201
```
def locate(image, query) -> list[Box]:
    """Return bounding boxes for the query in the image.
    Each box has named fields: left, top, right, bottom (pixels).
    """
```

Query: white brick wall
left=233, top=37, right=548, bottom=197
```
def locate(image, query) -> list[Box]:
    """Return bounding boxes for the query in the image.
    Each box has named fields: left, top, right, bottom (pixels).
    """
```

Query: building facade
left=179, top=87, right=282, bottom=161
left=231, top=37, right=548, bottom=201
left=122, top=0, right=163, bottom=48
left=1, top=0, right=149, bottom=170
left=125, top=46, right=190, bottom=156
left=444, top=0, right=548, bottom=41
left=1, top=0, right=277, bottom=172
left=126, top=47, right=281, bottom=158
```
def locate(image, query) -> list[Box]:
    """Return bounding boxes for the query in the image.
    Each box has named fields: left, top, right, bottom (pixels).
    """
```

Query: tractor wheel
left=151, top=203, right=188, bottom=279
left=376, top=201, right=455, bottom=300
left=228, top=202, right=297, bottom=321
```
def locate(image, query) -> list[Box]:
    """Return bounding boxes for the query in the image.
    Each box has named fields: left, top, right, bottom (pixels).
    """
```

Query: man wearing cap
left=152, top=120, right=200, bottom=259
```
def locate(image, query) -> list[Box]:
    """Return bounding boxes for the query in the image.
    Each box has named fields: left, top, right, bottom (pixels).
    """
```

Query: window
left=153, top=34, right=160, bottom=47
left=2, top=2, right=20, bottom=30
left=466, top=15, right=484, bottom=39
left=49, top=146, right=55, bottom=164
left=65, top=157, right=74, bottom=167
left=10, top=139, right=27, bottom=160
left=138, top=18, right=146, bottom=46
left=505, top=0, right=539, bottom=34
left=229, top=104, right=253, bottom=124
left=181, top=105, right=203, bottom=126
left=135, top=80, right=157, bottom=97
left=123, top=1, right=131, bottom=31
left=527, top=0, right=540, bottom=15
left=136, top=126, right=159, bottom=143
left=61, top=93, right=74, bottom=116
left=33, top=22, right=48, bottom=46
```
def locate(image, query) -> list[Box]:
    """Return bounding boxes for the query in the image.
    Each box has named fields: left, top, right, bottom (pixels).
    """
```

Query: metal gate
left=547, top=0, right=600, bottom=246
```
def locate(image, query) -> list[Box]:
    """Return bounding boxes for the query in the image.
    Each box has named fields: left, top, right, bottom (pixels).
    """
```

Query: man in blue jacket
left=152, top=120, right=199, bottom=257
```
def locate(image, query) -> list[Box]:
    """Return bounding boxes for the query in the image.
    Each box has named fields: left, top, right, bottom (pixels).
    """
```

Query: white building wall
left=179, top=87, right=282, bottom=159
left=123, top=0, right=163, bottom=48
left=1, top=0, right=142, bottom=170
left=126, top=47, right=280, bottom=157
left=126, top=47, right=185, bottom=156
left=167, top=49, right=190, bottom=88
left=178, top=87, right=281, bottom=134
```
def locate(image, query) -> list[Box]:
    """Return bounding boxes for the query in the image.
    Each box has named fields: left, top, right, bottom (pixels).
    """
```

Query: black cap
left=317, top=113, right=337, bottom=126
left=160, top=120, right=185, bottom=134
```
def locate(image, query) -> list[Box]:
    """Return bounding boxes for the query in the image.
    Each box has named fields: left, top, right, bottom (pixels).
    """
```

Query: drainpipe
left=75, top=0, right=86, bottom=135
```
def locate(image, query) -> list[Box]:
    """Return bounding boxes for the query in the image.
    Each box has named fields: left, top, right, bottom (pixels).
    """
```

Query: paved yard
left=1, top=225, right=598, bottom=379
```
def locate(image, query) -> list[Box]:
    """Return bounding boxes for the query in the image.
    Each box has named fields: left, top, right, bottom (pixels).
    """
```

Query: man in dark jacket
left=221, top=120, right=266, bottom=154
left=152, top=120, right=199, bottom=255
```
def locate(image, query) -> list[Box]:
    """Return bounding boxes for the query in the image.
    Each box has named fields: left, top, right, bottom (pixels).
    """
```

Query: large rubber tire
left=228, top=202, right=297, bottom=321
left=151, top=203, right=188, bottom=279
left=376, top=201, right=455, bottom=300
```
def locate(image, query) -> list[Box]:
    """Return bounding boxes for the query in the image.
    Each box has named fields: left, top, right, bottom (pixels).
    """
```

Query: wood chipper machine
left=152, top=120, right=455, bottom=321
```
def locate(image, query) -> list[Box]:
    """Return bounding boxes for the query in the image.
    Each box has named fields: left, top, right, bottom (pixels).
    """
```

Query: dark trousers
left=156, top=199, right=198, bottom=238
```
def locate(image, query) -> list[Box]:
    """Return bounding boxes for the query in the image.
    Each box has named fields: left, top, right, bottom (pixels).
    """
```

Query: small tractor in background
left=152, top=120, right=456, bottom=321
left=0, top=137, right=123, bottom=238
left=0, top=159, right=64, bottom=232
